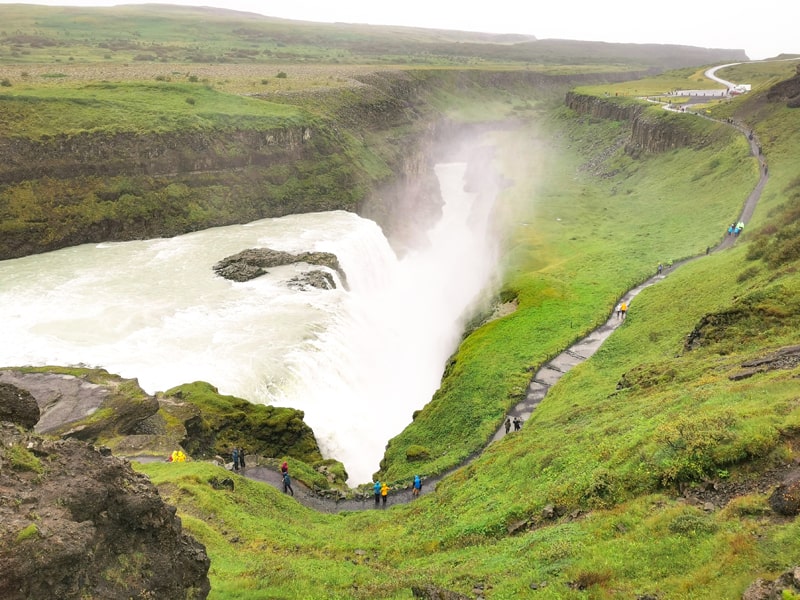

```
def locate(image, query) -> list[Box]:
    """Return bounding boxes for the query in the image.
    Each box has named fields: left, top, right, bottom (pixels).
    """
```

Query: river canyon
left=0, top=161, right=501, bottom=483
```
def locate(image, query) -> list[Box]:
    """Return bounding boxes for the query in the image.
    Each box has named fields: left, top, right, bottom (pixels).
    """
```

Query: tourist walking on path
left=231, top=448, right=239, bottom=471
left=374, top=481, right=381, bottom=506
left=620, top=301, right=628, bottom=319
left=381, top=481, right=389, bottom=507
left=412, top=475, right=422, bottom=497
left=504, top=418, right=511, bottom=434
left=281, top=461, right=288, bottom=475
left=283, top=472, right=294, bottom=496
left=238, top=447, right=246, bottom=470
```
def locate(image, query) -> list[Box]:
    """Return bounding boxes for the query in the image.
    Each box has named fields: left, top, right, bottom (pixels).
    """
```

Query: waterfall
left=0, top=161, right=500, bottom=484
left=269, top=162, right=500, bottom=482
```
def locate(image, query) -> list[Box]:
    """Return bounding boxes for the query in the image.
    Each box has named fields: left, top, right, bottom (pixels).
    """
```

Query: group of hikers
left=728, top=221, right=745, bottom=236
left=167, top=449, right=187, bottom=462
left=230, top=447, right=247, bottom=471
left=504, top=416, right=524, bottom=434
left=372, top=474, right=423, bottom=507
left=228, top=449, right=294, bottom=496
left=615, top=300, right=629, bottom=320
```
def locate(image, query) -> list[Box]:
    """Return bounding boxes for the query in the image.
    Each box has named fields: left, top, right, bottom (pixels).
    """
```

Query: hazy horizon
left=1, top=0, right=797, bottom=61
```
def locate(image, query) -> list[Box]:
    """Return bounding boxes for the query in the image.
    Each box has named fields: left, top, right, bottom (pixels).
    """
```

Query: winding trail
left=136, top=66, right=771, bottom=512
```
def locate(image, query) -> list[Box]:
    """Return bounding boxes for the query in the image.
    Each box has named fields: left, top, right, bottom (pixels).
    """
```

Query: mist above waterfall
left=283, top=161, right=501, bottom=482
left=0, top=158, right=501, bottom=484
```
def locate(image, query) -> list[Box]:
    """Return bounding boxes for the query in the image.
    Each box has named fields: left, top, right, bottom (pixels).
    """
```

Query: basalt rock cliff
left=565, top=91, right=716, bottom=155
left=766, top=62, right=800, bottom=108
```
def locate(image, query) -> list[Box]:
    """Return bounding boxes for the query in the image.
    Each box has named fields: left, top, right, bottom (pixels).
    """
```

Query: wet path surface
left=238, top=465, right=431, bottom=513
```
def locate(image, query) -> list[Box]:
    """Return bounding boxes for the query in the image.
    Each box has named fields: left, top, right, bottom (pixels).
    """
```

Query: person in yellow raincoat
left=381, top=481, right=389, bottom=507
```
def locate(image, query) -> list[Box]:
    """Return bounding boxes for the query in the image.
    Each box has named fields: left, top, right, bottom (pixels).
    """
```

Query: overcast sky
left=3, top=0, right=797, bottom=61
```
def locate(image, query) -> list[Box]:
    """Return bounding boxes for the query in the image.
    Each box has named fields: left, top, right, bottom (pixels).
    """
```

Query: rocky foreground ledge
left=213, top=247, right=348, bottom=289
left=0, top=383, right=211, bottom=599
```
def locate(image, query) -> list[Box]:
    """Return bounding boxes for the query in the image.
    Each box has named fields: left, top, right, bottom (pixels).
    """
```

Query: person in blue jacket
left=283, top=471, right=294, bottom=496
left=373, top=480, right=381, bottom=506
left=412, top=474, right=422, bottom=497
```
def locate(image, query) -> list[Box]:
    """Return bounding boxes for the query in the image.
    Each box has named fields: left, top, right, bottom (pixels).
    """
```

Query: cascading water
left=0, top=161, right=500, bottom=483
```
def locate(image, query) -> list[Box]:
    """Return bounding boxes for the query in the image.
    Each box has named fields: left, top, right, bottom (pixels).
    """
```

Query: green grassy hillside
left=132, top=60, right=800, bottom=598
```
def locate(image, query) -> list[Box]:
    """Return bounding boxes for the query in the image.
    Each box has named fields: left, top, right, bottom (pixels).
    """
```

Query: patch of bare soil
left=680, top=460, right=800, bottom=510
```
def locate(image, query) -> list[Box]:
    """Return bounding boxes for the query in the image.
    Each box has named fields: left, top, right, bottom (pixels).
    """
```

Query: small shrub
left=406, top=445, right=430, bottom=461
left=186, top=97, right=196, bottom=105
left=568, top=569, right=613, bottom=590
left=667, top=511, right=716, bottom=536
left=654, top=412, right=735, bottom=487
left=276, top=71, right=287, bottom=79
left=746, top=238, right=769, bottom=261
left=0, top=78, right=11, bottom=87
left=187, top=75, right=199, bottom=83
left=722, top=495, right=771, bottom=518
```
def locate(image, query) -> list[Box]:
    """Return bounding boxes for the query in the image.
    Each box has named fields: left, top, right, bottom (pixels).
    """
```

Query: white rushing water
left=0, top=162, right=499, bottom=483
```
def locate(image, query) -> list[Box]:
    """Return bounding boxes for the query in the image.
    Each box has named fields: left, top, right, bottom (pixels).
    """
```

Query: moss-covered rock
left=165, top=381, right=323, bottom=464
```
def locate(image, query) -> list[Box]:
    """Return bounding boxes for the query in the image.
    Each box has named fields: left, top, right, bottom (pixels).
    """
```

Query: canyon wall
left=0, top=69, right=652, bottom=260
left=565, top=90, right=720, bottom=154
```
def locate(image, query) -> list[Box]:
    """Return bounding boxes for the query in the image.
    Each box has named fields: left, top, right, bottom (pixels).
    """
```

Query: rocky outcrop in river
left=213, top=247, right=348, bottom=288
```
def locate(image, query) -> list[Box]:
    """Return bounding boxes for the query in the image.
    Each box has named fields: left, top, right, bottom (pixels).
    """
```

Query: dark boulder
left=769, top=480, right=800, bottom=516
left=0, top=382, right=40, bottom=429
left=742, top=566, right=800, bottom=599
left=0, top=425, right=210, bottom=600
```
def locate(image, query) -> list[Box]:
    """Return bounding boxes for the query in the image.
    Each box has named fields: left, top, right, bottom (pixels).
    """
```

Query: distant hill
left=0, top=3, right=747, bottom=69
